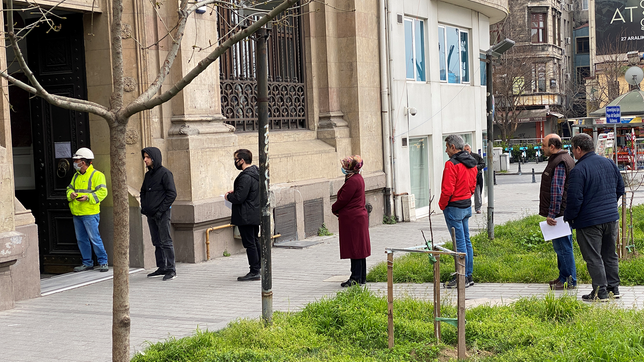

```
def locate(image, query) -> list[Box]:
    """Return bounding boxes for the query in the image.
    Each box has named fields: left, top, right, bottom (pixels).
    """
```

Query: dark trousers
left=238, top=225, right=261, bottom=274
left=350, top=258, right=367, bottom=284
left=147, top=209, right=176, bottom=273
left=576, top=221, right=620, bottom=290
left=474, top=182, right=483, bottom=212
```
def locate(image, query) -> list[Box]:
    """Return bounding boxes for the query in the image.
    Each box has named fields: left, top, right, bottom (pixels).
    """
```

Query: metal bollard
left=518, top=161, right=522, bottom=175
left=493, top=170, right=497, bottom=185
left=532, top=168, right=536, bottom=183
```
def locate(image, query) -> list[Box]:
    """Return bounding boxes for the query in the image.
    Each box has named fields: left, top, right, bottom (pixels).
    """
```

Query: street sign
left=606, top=106, right=621, bottom=124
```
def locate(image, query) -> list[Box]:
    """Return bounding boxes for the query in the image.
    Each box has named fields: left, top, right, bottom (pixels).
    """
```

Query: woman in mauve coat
left=332, top=155, right=371, bottom=287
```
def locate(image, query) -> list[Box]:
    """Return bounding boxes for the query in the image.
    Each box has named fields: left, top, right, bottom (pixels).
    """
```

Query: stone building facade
left=492, top=0, right=574, bottom=140
left=0, top=0, right=385, bottom=309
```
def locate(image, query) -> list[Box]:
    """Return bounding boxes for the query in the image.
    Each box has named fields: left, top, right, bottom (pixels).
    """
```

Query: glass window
left=415, top=20, right=425, bottom=81
left=439, top=25, right=470, bottom=84
left=536, top=63, right=546, bottom=92
left=576, top=37, right=589, bottom=54
left=480, top=53, right=486, bottom=86
left=582, top=0, right=588, bottom=10
left=576, top=66, right=590, bottom=85
left=409, top=138, right=429, bottom=209
left=405, top=18, right=426, bottom=81
left=552, top=13, right=558, bottom=46
left=439, top=27, right=446, bottom=81
left=460, top=30, right=469, bottom=83
left=446, top=27, right=460, bottom=83
left=556, top=15, right=561, bottom=46
left=531, top=13, right=546, bottom=43
left=404, top=19, right=414, bottom=80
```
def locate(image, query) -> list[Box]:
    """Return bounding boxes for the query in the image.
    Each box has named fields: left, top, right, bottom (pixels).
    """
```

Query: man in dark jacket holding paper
left=141, top=147, right=178, bottom=281
left=225, top=149, right=261, bottom=281
left=539, top=134, right=577, bottom=290
left=564, top=133, right=624, bottom=302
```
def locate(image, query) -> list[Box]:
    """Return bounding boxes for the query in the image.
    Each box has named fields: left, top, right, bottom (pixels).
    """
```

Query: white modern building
left=379, top=0, right=509, bottom=220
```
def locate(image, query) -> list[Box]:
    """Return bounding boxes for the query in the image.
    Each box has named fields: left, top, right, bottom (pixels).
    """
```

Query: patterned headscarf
left=341, top=155, right=363, bottom=179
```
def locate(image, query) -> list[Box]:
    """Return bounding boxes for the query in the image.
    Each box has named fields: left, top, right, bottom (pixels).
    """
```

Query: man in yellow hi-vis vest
left=66, top=147, right=109, bottom=272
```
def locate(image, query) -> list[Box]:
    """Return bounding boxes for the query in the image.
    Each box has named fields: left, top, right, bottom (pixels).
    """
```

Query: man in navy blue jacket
left=564, top=133, right=624, bottom=302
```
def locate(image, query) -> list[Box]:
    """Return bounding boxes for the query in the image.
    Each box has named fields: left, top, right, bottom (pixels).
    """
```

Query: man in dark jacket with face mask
left=141, top=147, right=178, bottom=281
left=225, top=149, right=261, bottom=281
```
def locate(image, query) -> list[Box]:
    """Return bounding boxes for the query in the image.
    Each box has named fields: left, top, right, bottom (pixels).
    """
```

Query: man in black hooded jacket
left=141, top=147, right=178, bottom=281
left=225, top=149, right=261, bottom=281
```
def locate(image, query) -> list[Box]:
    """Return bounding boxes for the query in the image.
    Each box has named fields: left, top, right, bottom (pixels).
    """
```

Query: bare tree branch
left=588, top=36, right=631, bottom=113
left=109, top=0, right=125, bottom=114
left=2, top=0, right=113, bottom=120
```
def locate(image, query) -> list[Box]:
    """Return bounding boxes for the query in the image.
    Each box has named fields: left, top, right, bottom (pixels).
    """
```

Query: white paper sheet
left=54, top=142, right=71, bottom=158
left=221, top=195, right=232, bottom=210
left=539, top=216, right=572, bottom=241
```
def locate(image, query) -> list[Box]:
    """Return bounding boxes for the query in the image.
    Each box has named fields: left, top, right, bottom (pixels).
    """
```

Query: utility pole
left=485, top=38, right=515, bottom=240
left=256, top=27, right=273, bottom=325
left=486, top=55, right=495, bottom=240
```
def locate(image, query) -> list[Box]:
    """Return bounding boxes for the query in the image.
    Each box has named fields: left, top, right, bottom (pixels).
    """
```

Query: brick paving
left=2, top=162, right=644, bottom=361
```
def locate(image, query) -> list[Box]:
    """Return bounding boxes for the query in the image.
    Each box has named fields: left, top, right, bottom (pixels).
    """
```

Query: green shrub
left=383, top=215, right=397, bottom=224
left=317, top=223, right=332, bottom=236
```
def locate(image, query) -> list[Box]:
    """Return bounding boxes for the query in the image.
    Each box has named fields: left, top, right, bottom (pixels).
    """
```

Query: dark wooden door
left=28, top=15, right=90, bottom=273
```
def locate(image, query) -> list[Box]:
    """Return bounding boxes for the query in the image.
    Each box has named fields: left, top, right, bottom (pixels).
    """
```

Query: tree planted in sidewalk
left=1, top=0, right=302, bottom=360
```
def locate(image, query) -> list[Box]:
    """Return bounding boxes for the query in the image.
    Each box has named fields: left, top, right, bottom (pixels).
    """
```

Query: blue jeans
left=551, top=233, right=577, bottom=286
left=73, top=214, right=108, bottom=266
left=443, top=206, right=473, bottom=277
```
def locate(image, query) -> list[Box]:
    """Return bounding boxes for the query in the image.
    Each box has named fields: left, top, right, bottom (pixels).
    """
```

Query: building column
left=168, top=10, right=231, bottom=137
left=165, top=10, right=241, bottom=263
left=308, top=0, right=351, bottom=157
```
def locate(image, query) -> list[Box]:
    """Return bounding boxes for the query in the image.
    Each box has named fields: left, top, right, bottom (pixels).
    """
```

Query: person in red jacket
left=440, top=135, right=478, bottom=289
left=332, top=155, right=371, bottom=287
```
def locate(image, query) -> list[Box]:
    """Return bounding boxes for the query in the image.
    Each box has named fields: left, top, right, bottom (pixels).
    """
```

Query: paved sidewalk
left=2, top=169, right=643, bottom=362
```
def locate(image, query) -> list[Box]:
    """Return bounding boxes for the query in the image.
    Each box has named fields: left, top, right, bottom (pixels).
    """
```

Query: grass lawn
left=131, top=207, right=644, bottom=361
left=367, top=205, right=644, bottom=285
left=132, top=288, right=644, bottom=361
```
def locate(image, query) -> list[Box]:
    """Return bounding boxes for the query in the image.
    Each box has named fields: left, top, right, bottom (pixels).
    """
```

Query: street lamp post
left=485, top=38, right=514, bottom=240
left=485, top=57, right=494, bottom=239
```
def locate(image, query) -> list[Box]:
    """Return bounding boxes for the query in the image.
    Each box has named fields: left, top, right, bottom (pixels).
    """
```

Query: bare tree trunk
left=0, top=1, right=301, bottom=360
left=110, top=121, right=130, bottom=362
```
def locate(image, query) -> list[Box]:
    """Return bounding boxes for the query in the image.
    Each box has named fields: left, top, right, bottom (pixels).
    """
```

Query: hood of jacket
left=451, top=150, right=477, bottom=168
left=243, top=165, right=260, bottom=180
left=142, top=147, right=163, bottom=170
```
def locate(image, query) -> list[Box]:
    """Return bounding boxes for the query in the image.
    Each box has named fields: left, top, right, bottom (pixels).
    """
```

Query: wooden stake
left=433, top=250, right=441, bottom=342
left=457, top=254, right=466, bottom=360
left=387, top=251, right=394, bottom=349
left=621, top=194, right=627, bottom=258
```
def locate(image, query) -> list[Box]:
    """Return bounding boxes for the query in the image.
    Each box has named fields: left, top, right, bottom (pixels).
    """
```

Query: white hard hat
left=72, top=147, right=94, bottom=160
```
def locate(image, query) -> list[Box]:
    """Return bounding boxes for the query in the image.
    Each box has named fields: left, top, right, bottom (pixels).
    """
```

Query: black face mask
left=235, top=159, right=243, bottom=170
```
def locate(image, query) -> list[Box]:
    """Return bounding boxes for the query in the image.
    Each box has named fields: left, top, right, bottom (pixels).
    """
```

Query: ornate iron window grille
left=218, top=3, right=306, bottom=132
